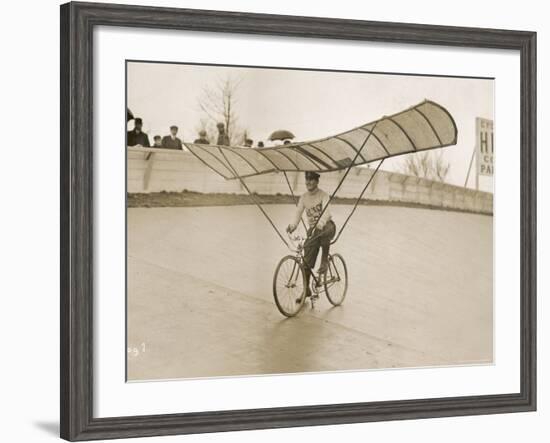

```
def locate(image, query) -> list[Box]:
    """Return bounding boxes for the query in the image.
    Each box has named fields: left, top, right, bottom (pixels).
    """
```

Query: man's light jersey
left=292, top=189, right=332, bottom=229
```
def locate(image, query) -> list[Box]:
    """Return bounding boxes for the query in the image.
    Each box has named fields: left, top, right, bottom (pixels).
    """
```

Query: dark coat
left=193, top=137, right=210, bottom=145
left=217, top=133, right=230, bottom=146
left=161, top=135, right=183, bottom=150
left=127, top=130, right=150, bottom=147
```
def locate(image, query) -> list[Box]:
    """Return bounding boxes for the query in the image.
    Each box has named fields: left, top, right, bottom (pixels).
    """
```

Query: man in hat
left=161, top=125, right=183, bottom=150
left=287, top=171, right=336, bottom=298
left=193, top=130, right=210, bottom=145
left=216, top=122, right=230, bottom=146
left=127, top=118, right=150, bottom=147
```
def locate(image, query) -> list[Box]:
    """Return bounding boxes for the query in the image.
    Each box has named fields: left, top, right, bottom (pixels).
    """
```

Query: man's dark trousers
left=303, top=220, right=336, bottom=285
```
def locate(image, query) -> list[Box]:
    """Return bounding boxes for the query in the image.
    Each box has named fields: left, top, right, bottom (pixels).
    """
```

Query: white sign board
left=476, top=117, right=494, bottom=176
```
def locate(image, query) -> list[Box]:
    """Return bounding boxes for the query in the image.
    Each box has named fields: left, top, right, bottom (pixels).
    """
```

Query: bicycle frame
left=286, top=233, right=339, bottom=294
left=273, top=232, right=347, bottom=315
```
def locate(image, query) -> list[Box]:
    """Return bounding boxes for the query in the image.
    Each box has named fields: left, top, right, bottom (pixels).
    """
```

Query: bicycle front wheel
left=273, top=255, right=306, bottom=317
left=324, top=253, right=348, bottom=306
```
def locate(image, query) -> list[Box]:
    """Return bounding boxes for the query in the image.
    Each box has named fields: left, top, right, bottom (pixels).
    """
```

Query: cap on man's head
left=153, top=135, right=161, bottom=140
left=134, top=118, right=143, bottom=125
left=305, top=171, right=320, bottom=181
left=216, top=122, right=225, bottom=129
left=170, top=125, right=178, bottom=130
left=199, top=130, right=207, bottom=136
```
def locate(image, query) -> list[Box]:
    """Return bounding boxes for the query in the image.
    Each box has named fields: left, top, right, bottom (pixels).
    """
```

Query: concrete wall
left=128, top=147, right=493, bottom=214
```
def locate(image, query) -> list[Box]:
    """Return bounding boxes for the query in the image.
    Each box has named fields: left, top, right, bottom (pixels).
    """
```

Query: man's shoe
left=318, top=261, right=328, bottom=275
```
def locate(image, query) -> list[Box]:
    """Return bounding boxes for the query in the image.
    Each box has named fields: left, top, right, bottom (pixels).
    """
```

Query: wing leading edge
left=183, top=99, right=458, bottom=180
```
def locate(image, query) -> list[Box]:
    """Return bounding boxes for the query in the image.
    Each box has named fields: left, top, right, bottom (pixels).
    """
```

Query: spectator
left=162, top=125, right=183, bottom=150
left=127, top=118, right=150, bottom=147
left=216, top=122, right=230, bottom=146
left=244, top=138, right=253, bottom=148
left=194, top=130, right=210, bottom=145
left=257, top=141, right=264, bottom=148
left=152, top=135, right=162, bottom=147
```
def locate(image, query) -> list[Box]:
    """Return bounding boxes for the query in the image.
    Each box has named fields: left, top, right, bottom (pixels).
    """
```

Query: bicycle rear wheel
left=324, top=253, right=348, bottom=306
left=273, top=255, right=306, bottom=317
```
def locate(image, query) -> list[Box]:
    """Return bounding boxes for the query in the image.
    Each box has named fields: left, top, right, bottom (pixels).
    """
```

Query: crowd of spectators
left=127, top=118, right=185, bottom=149
left=127, top=117, right=270, bottom=150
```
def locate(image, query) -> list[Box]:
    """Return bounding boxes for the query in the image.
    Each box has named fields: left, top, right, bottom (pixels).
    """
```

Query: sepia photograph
left=126, top=61, right=494, bottom=382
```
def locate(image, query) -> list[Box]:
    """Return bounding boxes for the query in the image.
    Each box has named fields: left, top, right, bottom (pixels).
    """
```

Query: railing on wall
left=127, top=147, right=493, bottom=214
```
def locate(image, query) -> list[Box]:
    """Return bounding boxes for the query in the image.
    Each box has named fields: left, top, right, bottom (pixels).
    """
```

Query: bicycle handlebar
left=286, top=231, right=305, bottom=252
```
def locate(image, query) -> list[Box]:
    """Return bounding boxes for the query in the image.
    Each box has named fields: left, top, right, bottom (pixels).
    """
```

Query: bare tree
left=432, top=151, right=450, bottom=182
left=401, top=151, right=450, bottom=182
left=197, top=75, right=247, bottom=146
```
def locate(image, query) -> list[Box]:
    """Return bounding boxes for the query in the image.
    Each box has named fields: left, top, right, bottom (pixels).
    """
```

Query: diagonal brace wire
left=217, top=147, right=290, bottom=248
left=282, top=171, right=307, bottom=232
left=310, top=120, right=379, bottom=235
left=331, top=159, right=384, bottom=245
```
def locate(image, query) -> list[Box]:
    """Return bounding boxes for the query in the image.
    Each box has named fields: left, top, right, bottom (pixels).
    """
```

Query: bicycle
left=273, top=232, right=348, bottom=317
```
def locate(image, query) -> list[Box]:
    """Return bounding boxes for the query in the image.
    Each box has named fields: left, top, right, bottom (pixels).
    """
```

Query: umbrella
left=269, top=129, right=295, bottom=141
left=127, top=108, right=134, bottom=122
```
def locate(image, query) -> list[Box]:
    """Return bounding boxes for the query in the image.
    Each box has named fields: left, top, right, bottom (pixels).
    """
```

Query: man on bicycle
left=287, top=171, right=336, bottom=297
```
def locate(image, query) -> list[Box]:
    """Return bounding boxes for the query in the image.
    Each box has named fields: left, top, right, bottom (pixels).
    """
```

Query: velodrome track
left=127, top=204, right=493, bottom=381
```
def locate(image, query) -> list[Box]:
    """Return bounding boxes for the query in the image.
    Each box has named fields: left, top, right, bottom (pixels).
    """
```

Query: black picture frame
left=60, top=2, right=537, bottom=441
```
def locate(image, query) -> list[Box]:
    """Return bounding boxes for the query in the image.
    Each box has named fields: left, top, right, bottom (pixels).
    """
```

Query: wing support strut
left=282, top=171, right=307, bottom=232
left=330, top=159, right=384, bottom=245
left=310, top=121, right=379, bottom=235
left=217, top=148, right=290, bottom=248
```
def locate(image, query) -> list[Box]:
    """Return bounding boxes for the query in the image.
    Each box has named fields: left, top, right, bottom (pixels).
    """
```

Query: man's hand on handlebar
left=286, top=223, right=297, bottom=234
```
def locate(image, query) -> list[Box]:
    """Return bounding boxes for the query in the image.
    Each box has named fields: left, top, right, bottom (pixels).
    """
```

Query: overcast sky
left=127, top=62, right=494, bottom=191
